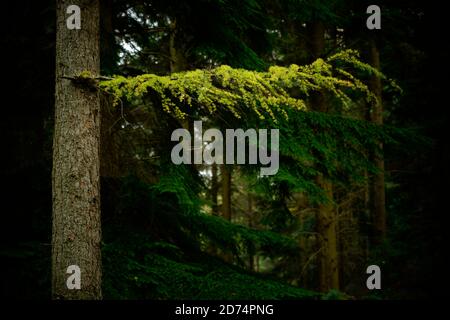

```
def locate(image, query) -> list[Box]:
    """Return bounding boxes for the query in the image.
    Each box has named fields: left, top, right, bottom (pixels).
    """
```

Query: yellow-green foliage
left=99, top=50, right=389, bottom=121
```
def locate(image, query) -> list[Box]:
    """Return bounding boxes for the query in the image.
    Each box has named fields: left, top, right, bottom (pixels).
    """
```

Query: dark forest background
left=1, top=0, right=448, bottom=300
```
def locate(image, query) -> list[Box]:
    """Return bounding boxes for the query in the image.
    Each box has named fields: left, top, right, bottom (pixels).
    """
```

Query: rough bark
left=368, top=39, right=386, bottom=244
left=308, top=20, right=340, bottom=292
left=52, top=0, right=102, bottom=299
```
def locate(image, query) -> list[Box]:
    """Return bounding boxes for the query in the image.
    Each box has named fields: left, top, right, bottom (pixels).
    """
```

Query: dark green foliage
left=114, top=0, right=269, bottom=72
left=103, top=234, right=318, bottom=299
left=101, top=174, right=317, bottom=299
left=242, top=110, right=424, bottom=205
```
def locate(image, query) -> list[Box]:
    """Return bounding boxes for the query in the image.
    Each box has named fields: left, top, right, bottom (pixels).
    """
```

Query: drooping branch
left=99, top=50, right=395, bottom=122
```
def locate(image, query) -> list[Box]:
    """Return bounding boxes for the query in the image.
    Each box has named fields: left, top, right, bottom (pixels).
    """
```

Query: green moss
left=99, top=49, right=395, bottom=122
left=78, top=70, right=94, bottom=78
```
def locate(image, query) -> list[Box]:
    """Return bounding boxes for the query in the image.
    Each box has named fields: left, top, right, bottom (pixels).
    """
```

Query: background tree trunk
left=308, top=20, right=340, bottom=292
left=169, top=18, right=188, bottom=73
left=52, top=0, right=102, bottom=299
left=221, top=165, right=233, bottom=263
left=247, top=193, right=255, bottom=271
left=316, top=176, right=340, bottom=291
left=211, top=163, right=219, bottom=216
left=368, top=39, right=386, bottom=244
left=221, top=165, right=232, bottom=222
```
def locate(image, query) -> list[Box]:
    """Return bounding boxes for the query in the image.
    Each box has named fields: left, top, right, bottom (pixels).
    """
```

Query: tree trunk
left=211, top=163, right=219, bottom=216
left=221, top=165, right=232, bottom=221
left=368, top=39, right=386, bottom=244
left=207, top=163, right=219, bottom=256
left=169, top=18, right=188, bottom=73
left=308, top=21, right=325, bottom=60
left=316, top=176, right=340, bottom=291
left=221, top=165, right=233, bottom=263
left=52, top=0, right=102, bottom=299
left=100, top=0, right=115, bottom=74
left=247, top=193, right=255, bottom=271
left=308, top=20, right=340, bottom=292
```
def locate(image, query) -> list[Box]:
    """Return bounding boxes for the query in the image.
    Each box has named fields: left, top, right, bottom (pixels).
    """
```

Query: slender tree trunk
left=211, top=163, right=219, bottom=216
left=221, top=165, right=232, bottom=263
left=362, top=166, right=371, bottom=263
left=308, top=21, right=325, bottom=60
left=207, top=163, right=219, bottom=256
left=316, top=177, right=339, bottom=291
left=308, top=20, right=340, bottom=292
left=100, top=0, right=115, bottom=73
left=169, top=18, right=188, bottom=73
left=368, top=39, right=386, bottom=244
left=247, top=193, right=254, bottom=271
left=52, top=0, right=102, bottom=299
left=221, top=165, right=232, bottom=221
left=99, top=0, right=118, bottom=176
left=298, top=206, right=308, bottom=286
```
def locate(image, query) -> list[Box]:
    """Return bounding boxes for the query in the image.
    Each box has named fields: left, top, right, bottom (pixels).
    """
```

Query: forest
left=0, top=0, right=448, bottom=301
